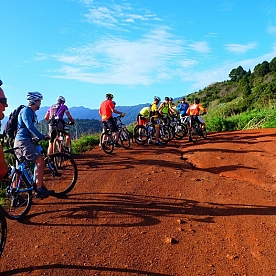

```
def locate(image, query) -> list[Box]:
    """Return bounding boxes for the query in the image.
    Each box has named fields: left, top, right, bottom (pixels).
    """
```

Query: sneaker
left=155, top=141, right=163, bottom=146
left=35, top=187, right=54, bottom=199
left=11, top=195, right=27, bottom=207
left=188, top=136, right=192, bottom=142
left=114, top=141, right=122, bottom=148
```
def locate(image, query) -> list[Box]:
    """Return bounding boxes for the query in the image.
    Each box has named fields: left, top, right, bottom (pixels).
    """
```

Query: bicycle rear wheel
left=44, top=153, right=78, bottom=197
left=0, top=175, right=32, bottom=220
left=175, top=123, right=188, bottom=139
left=100, top=132, right=114, bottom=154
left=159, top=125, right=171, bottom=144
left=0, top=211, right=7, bottom=257
left=133, top=125, right=148, bottom=145
left=190, top=127, right=198, bottom=143
left=119, top=129, right=130, bottom=149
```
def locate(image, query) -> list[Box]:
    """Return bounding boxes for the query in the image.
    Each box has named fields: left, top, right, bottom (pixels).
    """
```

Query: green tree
left=269, top=57, right=276, bottom=72
left=254, top=61, right=270, bottom=77
left=229, top=66, right=247, bottom=81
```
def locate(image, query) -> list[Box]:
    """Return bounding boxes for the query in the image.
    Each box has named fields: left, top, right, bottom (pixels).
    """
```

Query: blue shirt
left=15, top=106, right=45, bottom=141
left=176, top=102, right=189, bottom=115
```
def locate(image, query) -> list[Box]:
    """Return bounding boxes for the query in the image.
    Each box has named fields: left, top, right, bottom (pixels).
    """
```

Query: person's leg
left=35, top=156, right=45, bottom=189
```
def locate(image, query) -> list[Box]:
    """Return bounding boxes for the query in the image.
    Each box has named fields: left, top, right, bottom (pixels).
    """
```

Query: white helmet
left=26, top=92, right=43, bottom=101
left=57, top=96, right=65, bottom=103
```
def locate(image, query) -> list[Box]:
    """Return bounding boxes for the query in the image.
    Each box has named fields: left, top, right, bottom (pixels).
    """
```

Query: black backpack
left=4, top=105, right=25, bottom=139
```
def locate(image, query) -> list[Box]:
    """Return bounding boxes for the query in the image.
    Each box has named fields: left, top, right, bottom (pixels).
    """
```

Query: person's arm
left=65, top=110, right=74, bottom=123
left=22, top=108, right=45, bottom=139
left=199, top=104, right=206, bottom=113
left=44, top=111, right=50, bottom=121
left=0, top=146, right=8, bottom=179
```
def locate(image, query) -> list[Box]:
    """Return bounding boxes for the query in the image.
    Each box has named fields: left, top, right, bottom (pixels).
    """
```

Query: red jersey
left=99, top=99, right=114, bottom=121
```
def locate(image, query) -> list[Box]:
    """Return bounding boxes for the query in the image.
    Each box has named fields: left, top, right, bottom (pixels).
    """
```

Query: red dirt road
left=1, top=129, right=276, bottom=276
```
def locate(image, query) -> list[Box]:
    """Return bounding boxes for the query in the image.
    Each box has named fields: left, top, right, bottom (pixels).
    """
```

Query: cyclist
left=158, top=97, right=176, bottom=124
left=149, top=96, right=162, bottom=145
left=186, top=98, right=206, bottom=141
left=0, top=80, right=9, bottom=179
left=176, top=97, right=189, bottom=117
left=137, top=106, right=149, bottom=126
left=14, top=92, right=53, bottom=199
left=99, top=93, right=125, bottom=148
left=44, top=96, right=74, bottom=155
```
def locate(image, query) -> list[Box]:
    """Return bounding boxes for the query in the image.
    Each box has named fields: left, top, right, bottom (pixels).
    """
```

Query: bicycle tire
left=201, top=128, right=207, bottom=139
left=100, top=132, right=114, bottom=154
left=190, top=127, right=198, bottom=143
left=0, top=175, right=32, bottom=220
left=133, top=125, right=148, bottom=145
left=175, top=123, right=188, bottom=140
left=119, top=129, right=130, bottom=149
left=0, top=210, right=7, bottom=257
left=44, top=153, right=78, bottom=197
left=159, top=125, right=171, bottom=144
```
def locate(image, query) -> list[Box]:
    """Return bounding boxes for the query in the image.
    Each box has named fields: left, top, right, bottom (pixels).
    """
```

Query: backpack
left=49, top=104, right=61, bottom=119
left=4, top=105, right=25, bottom=139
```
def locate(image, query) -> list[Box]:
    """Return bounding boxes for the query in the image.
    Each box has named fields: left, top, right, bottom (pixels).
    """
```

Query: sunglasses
left=0, top=98, right=7, bottom=105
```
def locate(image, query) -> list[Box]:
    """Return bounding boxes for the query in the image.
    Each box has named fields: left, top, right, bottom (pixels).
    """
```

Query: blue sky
left=1, top=0, right=276, bottom=114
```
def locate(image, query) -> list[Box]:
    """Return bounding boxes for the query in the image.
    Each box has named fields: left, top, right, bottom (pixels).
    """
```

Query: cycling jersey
left=139, top=107, right=149, bottom=117
left=186, top=103, right=206, bottom=116
left=160, top=102, right=169, bottom=115
left=176, top=102, right=189, bottom=115
left=99, top=99, right=115, bottom=121
left=150, top=102, right=159, bottom=118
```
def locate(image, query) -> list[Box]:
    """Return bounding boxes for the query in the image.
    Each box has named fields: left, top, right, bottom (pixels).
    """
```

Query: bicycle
left=0, top=208, right=7, bottom=257
left=1, top=138, right=78, bottom=220
left=52, top=121, right=73, bottom=155
left=189, top=115, right=207, bottom=143
left=100, top=115, right=129, bottom=154
left=133, top=121, right=171, bottom=145
left=114, top=115, right=131, bottom=149
left=169, top=115, right=188, bottom=140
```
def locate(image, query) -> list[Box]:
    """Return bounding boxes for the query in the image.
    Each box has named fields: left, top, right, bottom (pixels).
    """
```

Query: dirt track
left=1, top=129, right=276, bottom=276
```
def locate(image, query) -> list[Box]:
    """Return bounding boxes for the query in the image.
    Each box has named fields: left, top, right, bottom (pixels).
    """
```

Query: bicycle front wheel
left=44, top=153, right=78, bottom=197
left=0, top=211, right=7, bottom=257
left=100, top=132, right=114, bottom=154
left=133, top=125, right=148, bottom=145
left=119, top=129, right=130, bottom=149
left=0, top=175, right=32, bottom=220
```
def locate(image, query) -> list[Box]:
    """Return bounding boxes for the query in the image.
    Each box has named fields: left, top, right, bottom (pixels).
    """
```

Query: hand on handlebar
left=121, top=112, right=126, bottom=117
left=68, top=121, right=75, bottom=125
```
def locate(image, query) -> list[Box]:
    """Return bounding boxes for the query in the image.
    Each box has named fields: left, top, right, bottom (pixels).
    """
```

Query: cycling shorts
left=102, top=117, right=118, bottom=133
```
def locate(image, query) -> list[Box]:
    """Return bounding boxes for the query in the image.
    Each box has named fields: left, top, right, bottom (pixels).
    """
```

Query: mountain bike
left=133, top=121, right=171, bottom=145
left=114, top=115, right=131, bottom=149
left=0, top=208, right=7, bottom=257
left=53, top=122, right=73, bottom=155
left=1, top=138, right=78, bottom=220
left=189, top=115, right=207, bottom=143
left=100, top=115, right=129, bottom=154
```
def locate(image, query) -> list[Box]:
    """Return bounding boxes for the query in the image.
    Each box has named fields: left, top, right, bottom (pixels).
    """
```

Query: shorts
left=14, top=139, right=41, bottom=164
left=102, top=117, right=118, bottom=133
left=150, top=117, right=160, bottom=126
left=138, top=115, right=148, bottom=125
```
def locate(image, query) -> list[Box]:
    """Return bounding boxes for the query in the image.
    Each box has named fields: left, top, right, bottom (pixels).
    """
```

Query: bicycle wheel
left=190, top=126, right=198, bottom=143
left=44, top=153, right=78, bottom=197
left=133, top=125, right=148, bottom=145
left=159, top=125, right=171, bottom=144
left=175, top=123, right=188, bottom=140
left=201, top=128, right=207, bottom=139
left=119, top=129, right=130, bottom=149
left=0, top=174, right=32, bottom=220
left=100, top=132, right=114, bottom=154
left=53, top=138, right=62, bottom=154
left=0, top=210, right=7, bottom=257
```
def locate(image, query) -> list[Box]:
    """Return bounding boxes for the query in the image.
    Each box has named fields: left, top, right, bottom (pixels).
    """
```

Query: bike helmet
left=57, top=96, right=66, bottom=103
left=165, top=97, right=169, bottom=101
left=194, top=98, right=200, bottom=104
left=154, top=96, right=161, bottom=102
left=0, top=80, right=2, bottom=87
left=106, top=93, right=114, bottom=99
left=26, top=91, right=43, bottom=101
left=169, top=97, right=173, bottom=101
left=181, top=97, right=186, bottom=101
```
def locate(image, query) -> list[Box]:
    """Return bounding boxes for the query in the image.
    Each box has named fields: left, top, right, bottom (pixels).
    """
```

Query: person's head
left=57, top=96, right=66, bottom=104
left=112, top=101, right=116, bottom=107
left=194, top=98, right=200, bottom=104
left=181, top=97, right=186, bottom=102
left=0, top=80, right=8, bottom=120
left=169, top=97, right=173, bottom=102
left=26, top=91, right=43, bottom=110
left=106, top=93, right=114, bottom=100
left=154, top=96, right=161, bottom=104
left=164, top=96, right=169, bottom=102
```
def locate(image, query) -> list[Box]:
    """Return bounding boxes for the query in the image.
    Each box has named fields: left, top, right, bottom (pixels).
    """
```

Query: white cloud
left=188, top=41, right=211, bottom=53
left=225, top=42, right=257, bottom=53
left=267, top=23, right=276, bottom=35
